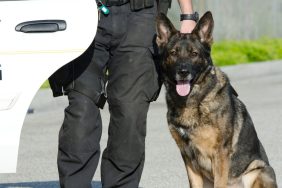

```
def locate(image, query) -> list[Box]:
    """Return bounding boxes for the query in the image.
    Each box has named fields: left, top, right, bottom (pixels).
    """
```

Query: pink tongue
left=176, top=81, right=191, bottom=96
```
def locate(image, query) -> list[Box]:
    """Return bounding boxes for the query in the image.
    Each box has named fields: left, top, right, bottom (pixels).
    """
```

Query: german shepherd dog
left=156, top=12, right=277, bottom=188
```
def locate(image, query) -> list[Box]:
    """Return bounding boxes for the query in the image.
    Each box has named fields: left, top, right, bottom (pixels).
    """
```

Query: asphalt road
left=0, top=61, right=282, bottom=188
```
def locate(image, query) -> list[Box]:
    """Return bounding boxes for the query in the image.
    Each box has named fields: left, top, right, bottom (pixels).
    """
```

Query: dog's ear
left=156, top=13, right=177, bottom=47
left=192, top=11, right=214, bottom=46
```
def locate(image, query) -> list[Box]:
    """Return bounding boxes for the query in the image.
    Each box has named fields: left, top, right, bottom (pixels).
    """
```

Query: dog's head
left=156, top=11, right=214, bottom=97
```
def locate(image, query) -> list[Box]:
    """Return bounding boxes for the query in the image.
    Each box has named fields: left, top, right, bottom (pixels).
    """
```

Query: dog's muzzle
left=175, top=68, right=194, bottom=97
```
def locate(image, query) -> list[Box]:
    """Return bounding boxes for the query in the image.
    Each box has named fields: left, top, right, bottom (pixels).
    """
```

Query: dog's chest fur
left=166, top=68, right=229, bottom=179
left=168, top=103, right=220, bottom=179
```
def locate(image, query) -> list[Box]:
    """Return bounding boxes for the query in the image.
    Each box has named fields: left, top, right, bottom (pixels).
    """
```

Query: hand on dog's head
left=156, top=11, right=214, bottom=49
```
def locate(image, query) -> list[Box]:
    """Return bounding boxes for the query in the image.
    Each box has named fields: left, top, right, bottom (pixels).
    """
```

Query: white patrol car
left=0, top=0, right=98, bottom=173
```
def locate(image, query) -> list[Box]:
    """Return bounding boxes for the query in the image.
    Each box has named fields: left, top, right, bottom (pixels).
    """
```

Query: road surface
left=0, top=61, right=281, bottom=188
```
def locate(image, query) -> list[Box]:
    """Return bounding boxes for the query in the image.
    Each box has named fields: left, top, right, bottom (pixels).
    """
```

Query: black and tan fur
left=156, top=12, right=277, bottom=188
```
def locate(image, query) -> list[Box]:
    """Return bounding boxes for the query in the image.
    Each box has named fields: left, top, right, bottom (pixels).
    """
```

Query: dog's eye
left=191, top=51, right=198, bottom=57
left=170, top=50, right=177, bottom=56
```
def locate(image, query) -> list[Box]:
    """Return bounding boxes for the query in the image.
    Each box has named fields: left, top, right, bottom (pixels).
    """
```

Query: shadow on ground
left=0, top=181, right=102, bottom=188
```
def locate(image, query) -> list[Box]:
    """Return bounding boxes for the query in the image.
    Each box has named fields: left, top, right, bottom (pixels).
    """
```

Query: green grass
left=41, top=38, right=282, bottom=88
left=41, top=80, right=50, bottom=89
left=212, top=38, right=282, bottom=66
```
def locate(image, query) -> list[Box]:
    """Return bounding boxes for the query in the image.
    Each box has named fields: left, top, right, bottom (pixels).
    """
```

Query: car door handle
left=15, top=20, right=67, bottom=33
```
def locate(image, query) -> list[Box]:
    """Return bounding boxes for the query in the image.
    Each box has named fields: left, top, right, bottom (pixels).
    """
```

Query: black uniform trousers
left=57, top=3, right=160, bottom=188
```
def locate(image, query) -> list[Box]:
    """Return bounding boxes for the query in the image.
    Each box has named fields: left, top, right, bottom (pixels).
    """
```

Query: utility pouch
left=130, top=0, right=154, bottom=11
left=101, top=0, right=129, bottom=6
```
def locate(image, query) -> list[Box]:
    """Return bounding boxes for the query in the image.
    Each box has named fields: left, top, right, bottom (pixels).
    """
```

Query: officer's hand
left=180, top=20, right=196, bottom=33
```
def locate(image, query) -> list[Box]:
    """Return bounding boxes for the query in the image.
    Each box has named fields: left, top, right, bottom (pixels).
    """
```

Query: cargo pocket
left=73, top=73, right=107, bottom=109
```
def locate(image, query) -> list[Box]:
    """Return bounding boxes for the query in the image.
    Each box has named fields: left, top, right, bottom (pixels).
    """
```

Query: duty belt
left=102, top=0, right=129, bottom=6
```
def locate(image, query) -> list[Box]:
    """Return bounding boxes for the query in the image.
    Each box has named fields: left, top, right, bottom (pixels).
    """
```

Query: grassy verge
left=212, top=38, right=282, bottom=66
left=41, top=81, right=50, bottom=89
left=41, top=38, right=282, bottom=88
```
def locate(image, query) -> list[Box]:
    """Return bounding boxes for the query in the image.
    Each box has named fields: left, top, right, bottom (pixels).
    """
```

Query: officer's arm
left=178, top=0, right=196, bottom=33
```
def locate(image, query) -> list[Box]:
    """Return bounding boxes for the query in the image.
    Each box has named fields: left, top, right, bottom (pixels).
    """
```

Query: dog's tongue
left=176, top=81, right=191, bottom=96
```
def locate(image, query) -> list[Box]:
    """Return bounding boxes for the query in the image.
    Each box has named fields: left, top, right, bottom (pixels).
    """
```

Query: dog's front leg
left=212, top=148, right=229, bottom=188
left=169, top=126, right=204, bottom=187
left=186, top=162, right=204, bottom=188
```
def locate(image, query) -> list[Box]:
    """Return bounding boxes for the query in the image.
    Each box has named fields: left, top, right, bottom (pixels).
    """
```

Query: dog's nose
left=179, top=69, right=189, bottom=77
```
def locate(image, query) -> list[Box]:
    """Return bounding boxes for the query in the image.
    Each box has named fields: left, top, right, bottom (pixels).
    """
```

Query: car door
left=0, top=0, right=98, bottom=173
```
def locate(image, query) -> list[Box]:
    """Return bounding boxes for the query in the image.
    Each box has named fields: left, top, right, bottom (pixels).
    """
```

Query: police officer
left=49, top=0, right=197, bottom=187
